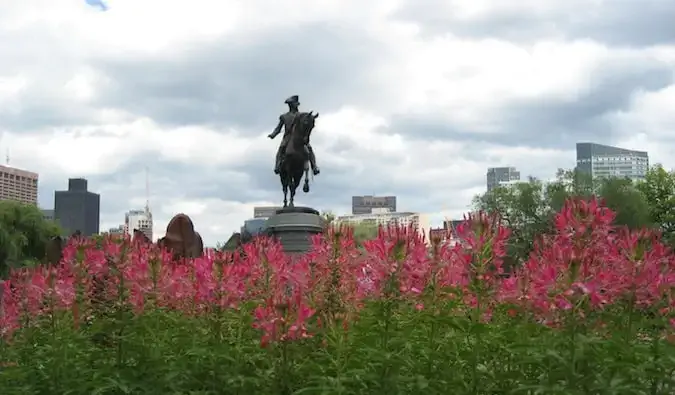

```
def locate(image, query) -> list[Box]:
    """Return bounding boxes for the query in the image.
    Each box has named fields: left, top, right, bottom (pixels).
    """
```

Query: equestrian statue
left=268, top=95, right=319, bottom=207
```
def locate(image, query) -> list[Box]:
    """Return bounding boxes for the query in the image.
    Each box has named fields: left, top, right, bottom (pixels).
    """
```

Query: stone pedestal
left=265, top=206, right=324, bottom=254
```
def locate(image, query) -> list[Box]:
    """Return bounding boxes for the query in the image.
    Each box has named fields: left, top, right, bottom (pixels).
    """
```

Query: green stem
left=471, top=295, right=482, bottom=394
left=114, top=253, right=127, bottom=369
left=379, top=298, right=392, bottom=392
left=427, top=317, right=437, bottom=377
left=650, top=335, right=660, bottom=395
left=279, top=340, right=290, bottom=395
left=48, top=274, right=60, bottom=394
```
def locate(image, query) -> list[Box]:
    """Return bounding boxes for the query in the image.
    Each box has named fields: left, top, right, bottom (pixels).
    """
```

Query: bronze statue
left=274, top=109, right=319, bottom=207
left=157, top=213, right=204, bottom=261
left=268, top=95, right=320, bottom=176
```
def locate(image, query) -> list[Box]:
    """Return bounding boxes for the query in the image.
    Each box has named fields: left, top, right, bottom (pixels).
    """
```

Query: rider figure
left=268, top=95, right=320, bottom=175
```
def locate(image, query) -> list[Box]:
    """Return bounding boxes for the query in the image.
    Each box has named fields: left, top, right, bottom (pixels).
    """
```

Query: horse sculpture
left=280, top=111, right=319, bottom=207
left=157, top=213, right=203, bottom=260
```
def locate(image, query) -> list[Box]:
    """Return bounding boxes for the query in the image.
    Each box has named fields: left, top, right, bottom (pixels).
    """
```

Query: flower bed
left=1, top=198, right=675, bottom=394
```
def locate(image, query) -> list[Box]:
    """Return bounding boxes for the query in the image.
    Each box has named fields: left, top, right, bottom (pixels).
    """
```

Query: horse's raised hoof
left=303, top=184, right=309, bottom=193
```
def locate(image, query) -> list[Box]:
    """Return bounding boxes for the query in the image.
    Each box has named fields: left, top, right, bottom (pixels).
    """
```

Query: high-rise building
left=351, top=195, right=397, bottom=215
left=54, top=178, right=100, bottom=236
left=576, top=142, right=649, bottom=180
left=0, top=164, right=38, bottom=204
left=486, top=167, right=521, bottom=192
left=124, top=208, right=153, bottom=240
left=253, top=206, right=282, bottom=218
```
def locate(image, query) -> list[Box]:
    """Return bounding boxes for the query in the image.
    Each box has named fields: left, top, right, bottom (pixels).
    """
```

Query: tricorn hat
left=284, top=95, right=299, bottom=105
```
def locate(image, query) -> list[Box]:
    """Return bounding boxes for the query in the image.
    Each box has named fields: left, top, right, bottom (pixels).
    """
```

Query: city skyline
left=2, top=0, right=672, bottom=246
left=0, top=139, right=662, bottom=244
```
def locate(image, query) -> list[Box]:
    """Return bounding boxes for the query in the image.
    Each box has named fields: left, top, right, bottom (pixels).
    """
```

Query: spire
left=144, top=166, right=150, bottom=214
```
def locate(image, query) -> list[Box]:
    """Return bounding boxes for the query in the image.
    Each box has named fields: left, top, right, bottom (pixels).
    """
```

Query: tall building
left=0, top=164, right=38, bottom=204
left=124, top=207, right=153, bottom=240
left=486, top=167, right=521, bottom=192
left=576, top=142, right=649, bottom=180
left=253, top=206, right=282, bottom=218
left=54, top=178, right=100, bottom=236
left=351, top=195, right=397, bottom=215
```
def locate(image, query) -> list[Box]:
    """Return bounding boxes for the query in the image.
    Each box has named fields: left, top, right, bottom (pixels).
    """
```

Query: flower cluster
left=2, top=198, right=675, bottom=344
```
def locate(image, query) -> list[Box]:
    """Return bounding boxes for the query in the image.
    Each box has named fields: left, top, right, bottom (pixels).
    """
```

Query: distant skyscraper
left=351, top=195, right=397, bottom=215
left=486, top=167, right=521, bottom=192
left=0, top=164, right=38, bottom=205
left=576, top=142, right=649, bottom=180
left=54, top=178, right=100, bottom=236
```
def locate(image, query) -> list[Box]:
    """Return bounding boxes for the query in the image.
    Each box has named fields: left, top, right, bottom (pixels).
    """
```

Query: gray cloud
left=394, top=0, right=675, bottom=47
left=90, top=24, right=390, bottom=131
left=388, top=57, right=673, bottom=149
left=5, top=1, right=675, bottom=245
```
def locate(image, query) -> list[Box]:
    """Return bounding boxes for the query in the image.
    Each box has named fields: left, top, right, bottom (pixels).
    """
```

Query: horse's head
left=293, top=111, right=319, bottom=142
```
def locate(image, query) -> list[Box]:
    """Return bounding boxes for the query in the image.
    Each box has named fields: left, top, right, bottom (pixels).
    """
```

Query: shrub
left=1, top=198, right=675, bottom=394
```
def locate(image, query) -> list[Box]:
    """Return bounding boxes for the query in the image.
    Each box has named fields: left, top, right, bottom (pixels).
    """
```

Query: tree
left=320, top=210, right=336, bottom=232
left=352, top=222, right=379, bottom=246
left=597, top=177, right=651, bottom=230
left=636, top=164, right=675, bottom=243
left=473, top=168, right=654, bottom=270
left=0, top=201, right=63, bottom=278
left=473, top=177, right=553, bottom=270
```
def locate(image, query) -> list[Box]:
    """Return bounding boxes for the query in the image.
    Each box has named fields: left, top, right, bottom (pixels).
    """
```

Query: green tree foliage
left=0, top=200, right=63, bottom=278
left=597, top=177, right=651, bottom=230
left=352, top=222, right=379, bottom=246
left=636, top=164, right=675, bottom=244
left=320, top=210, right=335, bottom=232
left=473, top=168, right=652, bottom=269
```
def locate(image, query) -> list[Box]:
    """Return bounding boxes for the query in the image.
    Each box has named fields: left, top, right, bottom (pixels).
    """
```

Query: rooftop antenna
left=5, top=148, right=9, bottom=166
left=144, top=166, right=150, bottom=214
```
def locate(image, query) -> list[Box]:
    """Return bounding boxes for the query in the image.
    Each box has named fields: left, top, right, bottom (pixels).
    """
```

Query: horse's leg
left=289, top=166, right=299, bottom=207
left=303, top=168, right=310, bottom=193
left=281, top=172, right=288, bottom=208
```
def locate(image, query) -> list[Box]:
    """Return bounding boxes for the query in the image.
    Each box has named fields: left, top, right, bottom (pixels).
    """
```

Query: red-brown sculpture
left=157, top=213, right=203, bottom=260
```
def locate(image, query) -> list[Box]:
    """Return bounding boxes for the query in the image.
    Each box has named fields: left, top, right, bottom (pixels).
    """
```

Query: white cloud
left=0, top=0, right=673, bottom=245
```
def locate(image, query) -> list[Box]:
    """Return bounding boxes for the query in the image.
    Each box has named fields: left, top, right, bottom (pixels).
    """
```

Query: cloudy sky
left=1, top=0, right=673, bottom=245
